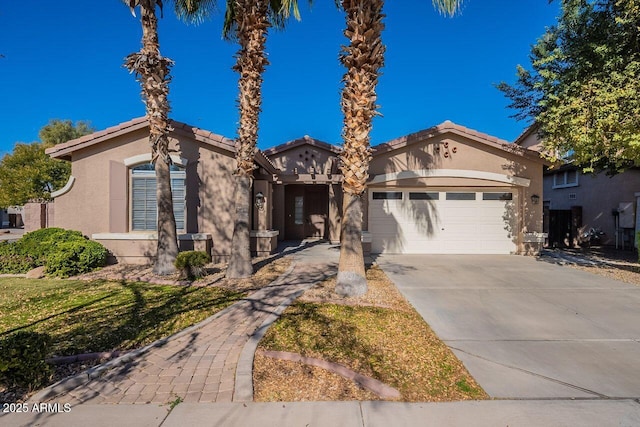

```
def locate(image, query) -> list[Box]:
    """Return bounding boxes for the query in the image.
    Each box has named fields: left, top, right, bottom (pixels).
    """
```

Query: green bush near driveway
left=0, top=227, right=107, bottom=277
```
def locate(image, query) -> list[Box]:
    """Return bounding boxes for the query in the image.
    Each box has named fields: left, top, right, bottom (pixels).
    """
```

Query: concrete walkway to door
left=376, top=254, right=640, bottom=399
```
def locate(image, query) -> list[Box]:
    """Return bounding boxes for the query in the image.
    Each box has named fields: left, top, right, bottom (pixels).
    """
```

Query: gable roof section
left=263, top=135, right=341, bottom=157
left=513, top=123, right=540, bottom=146
left=373, top=120, right=548, bottom=164
left=46, top=117, right=236, bottom=160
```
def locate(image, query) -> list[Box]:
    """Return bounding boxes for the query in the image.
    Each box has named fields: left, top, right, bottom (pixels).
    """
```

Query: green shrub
left=17, top=227, right=84, bottom=264
left=175, top=251, right=211, bottom=279
left=0, top=228, right=108, bottom=276
left=45, top=239, right=108, bottom=278
left=0, top=331, right=53, bottom=390
left=0, top=242, right=37, bottom=273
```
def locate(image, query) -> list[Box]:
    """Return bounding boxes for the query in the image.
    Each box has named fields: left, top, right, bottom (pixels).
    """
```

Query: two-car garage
left=368, top=188, right=518, bottom=254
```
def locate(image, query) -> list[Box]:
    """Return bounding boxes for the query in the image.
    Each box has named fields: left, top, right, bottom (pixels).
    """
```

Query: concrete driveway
left=376, top=254, right=640, bottom=399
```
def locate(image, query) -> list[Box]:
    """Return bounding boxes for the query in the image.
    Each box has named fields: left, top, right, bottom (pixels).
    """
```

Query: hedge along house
left=45, top=118, right=548, bottom=264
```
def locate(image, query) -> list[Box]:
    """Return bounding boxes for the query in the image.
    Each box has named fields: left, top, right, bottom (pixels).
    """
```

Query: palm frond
left=173, top=0, right=218, bottom=25
left=431, top=0, right=463, bottom=17
left=123, top=0, right=165, bottom=18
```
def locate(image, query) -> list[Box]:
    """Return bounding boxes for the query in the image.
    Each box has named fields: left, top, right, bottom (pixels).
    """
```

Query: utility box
left=618, top=202, right=635, bottom=228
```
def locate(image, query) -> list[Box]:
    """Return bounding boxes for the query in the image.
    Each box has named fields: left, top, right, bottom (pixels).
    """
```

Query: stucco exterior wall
left=268, top=144, right=338, bottom=174
left=369, top=133, right=545, bottom=253
left=53, top=128, right=149, bottom=236
left=52, top=127, right=238, bottom=263
left=517, top=130, right=544, bottom=152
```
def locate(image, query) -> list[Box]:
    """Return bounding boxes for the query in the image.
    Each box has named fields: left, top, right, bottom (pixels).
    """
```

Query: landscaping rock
left=26, top=266, right=46, bottom=279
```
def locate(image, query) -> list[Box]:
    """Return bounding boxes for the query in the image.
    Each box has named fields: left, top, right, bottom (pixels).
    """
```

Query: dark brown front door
left=284, top=185, right=329, bottom=240
left=304, top=186, right=329, bottom=238
left=285, top=185, right=305, bottom=239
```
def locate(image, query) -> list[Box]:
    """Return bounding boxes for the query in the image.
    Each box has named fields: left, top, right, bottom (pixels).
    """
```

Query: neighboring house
left=45, top=117, right=547, bottom=264
left=515, top=125, right=640, bottom=249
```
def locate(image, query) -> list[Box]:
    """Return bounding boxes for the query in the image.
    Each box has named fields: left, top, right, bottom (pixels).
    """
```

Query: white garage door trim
left=369, top=189, right=518, bottom=254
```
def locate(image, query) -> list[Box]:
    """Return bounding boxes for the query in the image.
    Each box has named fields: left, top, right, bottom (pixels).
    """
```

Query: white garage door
left=369, top=189, right=517, bottom=254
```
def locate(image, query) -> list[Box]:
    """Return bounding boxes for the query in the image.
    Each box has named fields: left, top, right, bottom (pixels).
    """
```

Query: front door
left=285, top=185, right=306, bottom=239
left=284, top=185, right=329, bottom=240
left=305, top=186, right=329, bottom=238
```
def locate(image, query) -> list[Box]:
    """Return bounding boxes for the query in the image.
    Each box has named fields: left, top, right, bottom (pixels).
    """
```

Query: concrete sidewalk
left=3, top=399, right=640, bottom=426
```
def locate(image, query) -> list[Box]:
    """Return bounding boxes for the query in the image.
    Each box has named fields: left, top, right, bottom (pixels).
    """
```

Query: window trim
left=552, top=170, right=579, bottom=189
left=129, top=163, right=187, bottom=232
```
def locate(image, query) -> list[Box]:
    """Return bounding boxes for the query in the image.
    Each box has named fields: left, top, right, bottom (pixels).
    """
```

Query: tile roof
left=45, top=117, right=236, bottom=159
left=262, top=135, right=341, bottom=156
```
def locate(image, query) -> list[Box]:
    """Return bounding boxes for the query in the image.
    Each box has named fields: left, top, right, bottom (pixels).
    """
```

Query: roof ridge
left=263, top=135, right=341, bottom=156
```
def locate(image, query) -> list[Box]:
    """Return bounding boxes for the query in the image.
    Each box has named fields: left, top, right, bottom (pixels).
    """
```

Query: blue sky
left=0, top=1, right=560, bottom=157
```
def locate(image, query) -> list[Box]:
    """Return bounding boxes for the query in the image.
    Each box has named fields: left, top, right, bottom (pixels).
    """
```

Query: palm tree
left=175, top=0, right=302, bottom=279
left=335, top=0, right=464, bottom=297
left=124, top=0, right=179, bottom=275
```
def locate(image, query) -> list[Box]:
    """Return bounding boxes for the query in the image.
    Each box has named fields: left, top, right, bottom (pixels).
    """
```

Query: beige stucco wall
left=53, top=127, right=238, bottom=263
left=369, top=133, right=545, bottom=253
left=268, top=144, right=338, bottom=175
left=517, top=130, right=544, bottom=152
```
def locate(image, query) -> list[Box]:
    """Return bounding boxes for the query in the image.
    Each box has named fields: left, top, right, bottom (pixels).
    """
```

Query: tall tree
left=335, top=0, right=464, bottom=297
left=175, top=0, right=302, bottom=279
left=498, top=0, right=640, bottom=173
left=124, top=0, right=179, bottom=275
left=0, top=120, right=92, bottom=207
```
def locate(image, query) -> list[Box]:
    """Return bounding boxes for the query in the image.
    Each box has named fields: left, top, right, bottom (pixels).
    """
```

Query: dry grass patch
left=254, top=266, right=487, bottom=402
left=254, top=352, right=378, bottom=401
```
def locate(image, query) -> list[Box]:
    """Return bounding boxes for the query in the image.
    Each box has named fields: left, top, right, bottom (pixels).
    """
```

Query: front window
left=552, top=169, right=579, bottom=189
left=131, top=163, right=185, bottom=231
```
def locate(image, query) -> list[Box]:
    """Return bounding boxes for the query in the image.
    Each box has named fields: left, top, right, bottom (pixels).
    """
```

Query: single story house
left=44, top=117, right=547, bottom=264
left=515, top=125, right=640, bottom=249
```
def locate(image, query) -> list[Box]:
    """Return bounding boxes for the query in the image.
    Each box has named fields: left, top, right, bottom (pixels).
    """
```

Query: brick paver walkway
left=34, top=252, right=337, bottom=406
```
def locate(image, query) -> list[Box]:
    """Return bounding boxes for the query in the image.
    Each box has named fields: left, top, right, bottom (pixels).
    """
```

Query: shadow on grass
left=261, top=301, right=390, bottom=385
left=1, top=279, right=244, bottom=358
left=0, top=294, right=115, bottom=338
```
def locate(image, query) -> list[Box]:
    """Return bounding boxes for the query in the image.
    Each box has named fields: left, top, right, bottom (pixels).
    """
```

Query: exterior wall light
left=531, top=194, right=540, bottom=205
left=255, top=192, right=266, bottom=211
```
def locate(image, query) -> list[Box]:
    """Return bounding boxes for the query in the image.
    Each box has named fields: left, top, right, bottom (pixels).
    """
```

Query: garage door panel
left=370, top=189, right=517, bottom=254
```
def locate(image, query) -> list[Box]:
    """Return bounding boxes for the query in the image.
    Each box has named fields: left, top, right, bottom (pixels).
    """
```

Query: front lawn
left=0, top=278, right=243, bottom=357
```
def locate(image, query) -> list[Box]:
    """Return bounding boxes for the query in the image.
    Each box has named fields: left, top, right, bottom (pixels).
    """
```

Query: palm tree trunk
left=226, top=0, right=270, bottom=279
left=336, top=0, right=385, bottom=297
left=124, top=0, right=178, bottom=275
